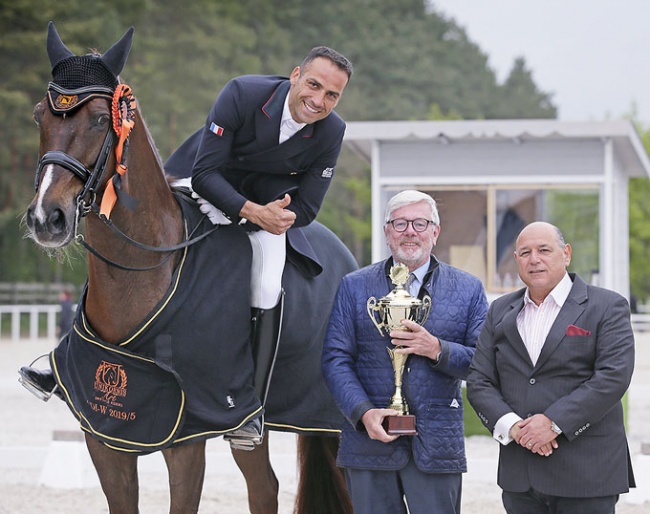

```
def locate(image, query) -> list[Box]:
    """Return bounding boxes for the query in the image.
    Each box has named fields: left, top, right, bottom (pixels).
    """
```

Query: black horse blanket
left=51, top=197, right=261, bottom=452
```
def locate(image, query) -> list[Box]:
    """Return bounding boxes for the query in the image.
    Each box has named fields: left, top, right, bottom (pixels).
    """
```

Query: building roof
left=344, top=119, right=650, bottom=178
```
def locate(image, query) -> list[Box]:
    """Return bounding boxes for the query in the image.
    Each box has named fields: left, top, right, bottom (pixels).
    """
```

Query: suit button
left=529, top=378, right=536, bottom=385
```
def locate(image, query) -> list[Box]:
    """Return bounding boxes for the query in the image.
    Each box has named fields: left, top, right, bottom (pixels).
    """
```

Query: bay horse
left=24, top=22, right=355, bottom=514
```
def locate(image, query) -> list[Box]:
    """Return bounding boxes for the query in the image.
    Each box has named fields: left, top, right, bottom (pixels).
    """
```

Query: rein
left=76, top=192, right=220, bottom=272
left=76, top=204, right=220, bottom=271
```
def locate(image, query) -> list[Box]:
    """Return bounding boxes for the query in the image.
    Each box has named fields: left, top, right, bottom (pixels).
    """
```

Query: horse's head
left=26, top=22, right=134, bottom=248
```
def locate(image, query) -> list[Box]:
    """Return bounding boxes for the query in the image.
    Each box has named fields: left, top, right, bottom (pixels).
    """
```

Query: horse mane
left=130, top=100, right=169, bottom=182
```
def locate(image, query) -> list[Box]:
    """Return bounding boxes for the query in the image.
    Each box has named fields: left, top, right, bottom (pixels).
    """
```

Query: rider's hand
left=240, top=194, right=296, bottom=234
left=191, top=192, right=232, bottom=225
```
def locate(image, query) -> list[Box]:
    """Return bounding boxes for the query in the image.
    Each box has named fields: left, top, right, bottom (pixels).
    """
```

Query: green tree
left=629, top=123, right=650, bottom=303
left=127, top=0, right=271, bottom=159
left=0, top=0, right=559, bottom=277
left=488, top=57, right=557, bottom=119
left=0, top=0, right=147, bottom=285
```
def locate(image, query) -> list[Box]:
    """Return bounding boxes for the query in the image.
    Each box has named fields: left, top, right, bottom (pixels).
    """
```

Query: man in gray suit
left=467, top=221, right=635, bottom=513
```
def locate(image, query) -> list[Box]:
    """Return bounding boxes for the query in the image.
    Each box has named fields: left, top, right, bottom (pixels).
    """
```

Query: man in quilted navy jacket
left=322, top=190, right=488, bottom=514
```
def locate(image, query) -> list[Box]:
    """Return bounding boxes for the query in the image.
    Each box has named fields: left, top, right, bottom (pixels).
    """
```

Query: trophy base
left=382, top=414, right=417, bottom=435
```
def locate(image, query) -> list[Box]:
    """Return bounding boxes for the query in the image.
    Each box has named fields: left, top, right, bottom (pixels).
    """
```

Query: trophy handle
left=366, top=297, right=385, bottom=336
left=420, top=295, right=432, bottom=325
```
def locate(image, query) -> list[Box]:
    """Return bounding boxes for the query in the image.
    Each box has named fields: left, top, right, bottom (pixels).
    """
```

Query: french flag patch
left=210, top=122, right=224, bottom=136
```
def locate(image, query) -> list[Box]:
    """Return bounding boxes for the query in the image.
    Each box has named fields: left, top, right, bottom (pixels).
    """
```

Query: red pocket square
left=566, top=324, right=591, bottom=336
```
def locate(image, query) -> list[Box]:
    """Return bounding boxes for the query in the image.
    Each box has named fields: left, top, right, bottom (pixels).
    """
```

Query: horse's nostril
left=47, top=208, right=67, bottom=235
left=26, top=206, right=36, bottom=230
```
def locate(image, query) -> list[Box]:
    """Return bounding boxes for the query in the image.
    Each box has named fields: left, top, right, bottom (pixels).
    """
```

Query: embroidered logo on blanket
left=89, top=361, right=136, bottom=421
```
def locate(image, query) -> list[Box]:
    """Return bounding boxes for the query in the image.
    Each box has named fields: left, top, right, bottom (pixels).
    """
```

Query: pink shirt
left=516, top=272, right=572, bottom=365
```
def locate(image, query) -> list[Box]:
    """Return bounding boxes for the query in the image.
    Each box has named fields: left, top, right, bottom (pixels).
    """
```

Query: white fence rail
left=0, top=305, right=62, bottom=341
left=0, top=283, right=80, bottom=304
left=632, top=314, right=650, bottom=332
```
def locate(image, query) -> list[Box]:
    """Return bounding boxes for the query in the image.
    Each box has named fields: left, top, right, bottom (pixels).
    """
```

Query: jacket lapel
left=254, top=81, right=288, bottom=148
left=251, top=81, right=317, bottom=163
left=534, top=274, right=588, bottom=370
left=502, top=294, right=533, bottom=366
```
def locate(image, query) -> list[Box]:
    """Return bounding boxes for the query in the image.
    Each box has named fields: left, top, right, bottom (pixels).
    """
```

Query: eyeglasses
left=386, top=218, right=434, bottom=232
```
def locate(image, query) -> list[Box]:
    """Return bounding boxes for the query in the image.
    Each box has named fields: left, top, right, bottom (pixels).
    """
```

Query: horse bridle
left=35, top=82, right=219, bottom=271
left=35, top=83, right=117, bottom=217
left=36, top=136, right=115, bottom=217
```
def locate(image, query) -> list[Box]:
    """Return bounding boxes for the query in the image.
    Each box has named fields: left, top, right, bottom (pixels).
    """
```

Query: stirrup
left=18, top=355, right=60, bottom=402
left=224, top=416, right=264, bottom=451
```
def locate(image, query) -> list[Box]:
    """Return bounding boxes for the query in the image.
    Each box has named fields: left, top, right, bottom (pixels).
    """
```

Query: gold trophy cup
left=366, top=263, right=431, bottom=435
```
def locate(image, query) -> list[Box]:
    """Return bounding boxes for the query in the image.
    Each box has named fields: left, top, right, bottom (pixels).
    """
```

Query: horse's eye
left=97, top=114, right=111, bottom=126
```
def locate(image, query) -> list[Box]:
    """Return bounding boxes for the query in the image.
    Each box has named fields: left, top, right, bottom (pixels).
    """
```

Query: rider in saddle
left=165, top=46, right=352, bottom=449
left=22, top=35, right=353, bottom=452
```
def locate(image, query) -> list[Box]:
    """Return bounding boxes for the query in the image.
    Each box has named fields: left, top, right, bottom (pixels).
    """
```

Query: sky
left=433, top=1, right=650, bottom=124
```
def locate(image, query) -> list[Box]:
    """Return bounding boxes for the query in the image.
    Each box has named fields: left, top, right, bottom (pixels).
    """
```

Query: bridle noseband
left=35, top=135, right=116, bottom=216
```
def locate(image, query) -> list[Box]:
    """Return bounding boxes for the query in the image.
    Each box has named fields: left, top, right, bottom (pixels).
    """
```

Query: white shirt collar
left=281, top=94, right=306, bottom=132
left=410, top=259, right=430, bottom=286
left=523, top=272, right=572, bottom=308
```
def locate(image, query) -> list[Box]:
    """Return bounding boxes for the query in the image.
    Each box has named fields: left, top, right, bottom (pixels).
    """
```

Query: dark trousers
left=345, top=458, right=462, bottom=514
left=503, top=488, right=618, bottom=514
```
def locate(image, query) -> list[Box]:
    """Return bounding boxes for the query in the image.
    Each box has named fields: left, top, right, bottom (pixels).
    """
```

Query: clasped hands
left=510, top=413, right=559, bottom=457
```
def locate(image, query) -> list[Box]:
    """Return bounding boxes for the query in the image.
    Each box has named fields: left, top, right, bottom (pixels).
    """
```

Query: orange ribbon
left=100, top=84, right=137, bottom=219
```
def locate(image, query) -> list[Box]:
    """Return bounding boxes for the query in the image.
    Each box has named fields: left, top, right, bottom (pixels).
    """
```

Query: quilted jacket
left=322, top=257, right=488, bottom=473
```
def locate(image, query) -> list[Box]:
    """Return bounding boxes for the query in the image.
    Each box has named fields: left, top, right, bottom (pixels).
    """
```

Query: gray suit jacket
left=467, top=273, right=635, bottom=497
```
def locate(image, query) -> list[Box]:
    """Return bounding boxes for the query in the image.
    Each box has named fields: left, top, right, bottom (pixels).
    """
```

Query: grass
left=463, top=386, right=489, bottom=437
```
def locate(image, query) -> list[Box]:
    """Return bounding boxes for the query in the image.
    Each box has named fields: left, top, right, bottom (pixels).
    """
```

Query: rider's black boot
left=18, top=365, right=63, bottom=401
left=225, top=293, right=284, bottom=451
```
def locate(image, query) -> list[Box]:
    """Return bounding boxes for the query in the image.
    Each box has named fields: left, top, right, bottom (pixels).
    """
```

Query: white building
left=344, top=120, right=650, bottom=300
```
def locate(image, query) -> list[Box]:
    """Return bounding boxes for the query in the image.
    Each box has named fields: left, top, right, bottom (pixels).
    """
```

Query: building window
left=386, top=185, right=600, bottom=294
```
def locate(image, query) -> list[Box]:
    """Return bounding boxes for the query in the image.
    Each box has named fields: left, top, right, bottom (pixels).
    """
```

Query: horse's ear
left=47, top=21, right=75, bottom=68
left=101, top=27, right=134, bottom=79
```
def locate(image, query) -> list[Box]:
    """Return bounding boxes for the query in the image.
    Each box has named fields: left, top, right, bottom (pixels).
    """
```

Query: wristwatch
left=550, top=421, right=562, bottom=435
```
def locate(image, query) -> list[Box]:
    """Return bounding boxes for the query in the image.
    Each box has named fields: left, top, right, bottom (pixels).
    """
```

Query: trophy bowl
left=366, top=263, right=431, bottom=435
left=366, top=263, right=431, bottom=337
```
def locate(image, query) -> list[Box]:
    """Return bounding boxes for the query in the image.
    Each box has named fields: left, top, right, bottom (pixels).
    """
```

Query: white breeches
left=248, top=230, right=286, bottom=309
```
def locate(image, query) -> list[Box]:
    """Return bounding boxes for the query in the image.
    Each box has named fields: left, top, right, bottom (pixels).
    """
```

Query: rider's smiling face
left=287, top=57, right=348, bottom=125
